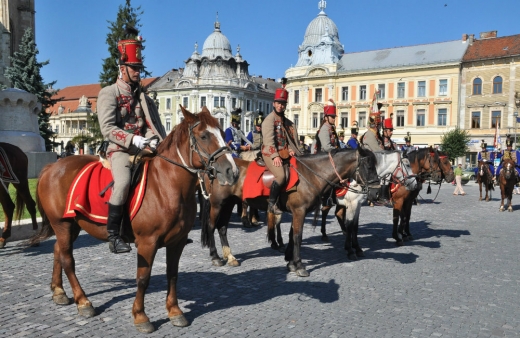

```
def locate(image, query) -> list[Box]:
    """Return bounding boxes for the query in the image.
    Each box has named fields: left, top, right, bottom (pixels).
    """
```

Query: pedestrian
left=97, top=26, right=166, bottom=253
left=453, top=163, right=466, bottom=196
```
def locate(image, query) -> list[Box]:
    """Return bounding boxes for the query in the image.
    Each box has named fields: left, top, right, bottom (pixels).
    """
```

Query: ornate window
left=438, top=108, right=447, bottom=126
left=471, top=112, right=480, bottom=128
left=473, top=78, right=482, bottom=95
left=416, top=109, right=426, bottom=126
left=493, top=76, right=502, bottom=94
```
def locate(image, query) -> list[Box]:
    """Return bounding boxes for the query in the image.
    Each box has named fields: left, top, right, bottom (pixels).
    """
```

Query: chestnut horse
left=29, top=107, right=238, bottom=333
left=257, top=148, right=380, bottom=277
left=498, top=158, right=516, bottom=212
left=390, top=148, right=454, bottom=246
left=319, top=151, right=418, bottom=259
left=0, top=143, right=38, bottom=248
left=476, top=160, right=494, bottom=201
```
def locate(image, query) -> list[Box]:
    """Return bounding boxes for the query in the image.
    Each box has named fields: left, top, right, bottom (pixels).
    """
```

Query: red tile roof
left=463, top=34, right=520, bottom=61
left=47, top=78, right=158, bottom=116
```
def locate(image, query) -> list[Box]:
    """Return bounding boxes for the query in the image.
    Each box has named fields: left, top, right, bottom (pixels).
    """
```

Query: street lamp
left=514, top=111, right=519, bottom=150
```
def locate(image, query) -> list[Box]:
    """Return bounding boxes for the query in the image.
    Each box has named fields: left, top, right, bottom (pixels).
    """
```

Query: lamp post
left=514, top=111, right=519, bottom=150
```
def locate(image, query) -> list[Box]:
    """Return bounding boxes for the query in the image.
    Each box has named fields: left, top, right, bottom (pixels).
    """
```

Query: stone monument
left=0, top=88, right=56, bottom=178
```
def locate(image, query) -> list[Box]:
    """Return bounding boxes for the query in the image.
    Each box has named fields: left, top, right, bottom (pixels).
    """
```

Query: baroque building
left=285, top=1, right=468, bottom=148
left=149, top=18, right=279, bottom=135
left=460, top=32, right=520, bottom=166
left=0, top=0, right=35, bottom=87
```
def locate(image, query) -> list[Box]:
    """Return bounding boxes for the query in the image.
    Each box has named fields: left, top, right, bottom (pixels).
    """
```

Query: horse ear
left=200, top=106, right=210, bottom=114
left=180, top=104, right=196, bottom=123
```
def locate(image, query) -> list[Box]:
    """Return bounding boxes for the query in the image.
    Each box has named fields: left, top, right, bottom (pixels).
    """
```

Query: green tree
left=440, top=127, right=471, bottom=162
left=99, top=0, right=150, bottom=88
left=5, top=28, right=58, bottom=151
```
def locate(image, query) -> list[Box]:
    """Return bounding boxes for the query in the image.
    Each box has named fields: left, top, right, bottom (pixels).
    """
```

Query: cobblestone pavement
left=1, top=181, right=519, bottom=337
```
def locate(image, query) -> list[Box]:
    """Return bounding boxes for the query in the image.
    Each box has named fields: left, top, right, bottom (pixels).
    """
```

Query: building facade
left=284, top=1, right=468, bottom=148
left=148, top=19, right=279, bottom=135
left=460, top=32, right=520, bottom=166
left=0, top=0, right=35, bottom=87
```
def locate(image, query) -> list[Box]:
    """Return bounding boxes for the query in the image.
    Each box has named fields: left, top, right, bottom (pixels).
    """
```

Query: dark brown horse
left=0, top=143, right=38, bottom=248
left=200, top=158, right=286, bottom=267
left=390, top=148, right=454, bottom=246
left=498, top=158, right=516, bottom=212
left=476, top=160, right=494, bottom=201
left=252, top=148, right=380, bottom=277
left=29, top=106, right=238, bottom=333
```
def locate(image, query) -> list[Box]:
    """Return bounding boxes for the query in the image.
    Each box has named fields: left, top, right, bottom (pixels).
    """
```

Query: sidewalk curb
left=0, top=218, right=43, bottom=242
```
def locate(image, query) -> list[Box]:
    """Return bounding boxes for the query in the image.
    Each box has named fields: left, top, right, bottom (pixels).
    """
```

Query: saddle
left=243, top=157, right=299, bottom=200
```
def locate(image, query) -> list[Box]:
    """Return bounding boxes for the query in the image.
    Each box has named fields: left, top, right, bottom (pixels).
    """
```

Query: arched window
left=493, top=76, right=502, bottom=94
left=472, top=78, right=482, bottom=95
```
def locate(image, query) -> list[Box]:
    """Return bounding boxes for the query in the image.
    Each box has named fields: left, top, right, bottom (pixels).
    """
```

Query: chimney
left=469, top=34, right=475, bottom=45
left=480, top=30, right=497, bottom=39
left=462, top=34, right=468, bottom=42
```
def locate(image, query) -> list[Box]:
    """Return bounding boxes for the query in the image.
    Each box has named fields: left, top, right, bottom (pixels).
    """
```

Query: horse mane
left=157, top=109, right=221, bottom=152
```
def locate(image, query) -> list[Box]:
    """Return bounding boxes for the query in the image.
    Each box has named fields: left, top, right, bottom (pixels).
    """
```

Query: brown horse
left=29, top=106, right=238, bottom=333
left=252, top=148, right=380, bottom=277
left=390, top=148, right=454, bottom=246
left=498, top=158, right=516, bottom=212
left=0, top=143, right=38, bottom=248
left=200, top=158, right=286, bottom=267
left=476, top=160, right=494, bottom=201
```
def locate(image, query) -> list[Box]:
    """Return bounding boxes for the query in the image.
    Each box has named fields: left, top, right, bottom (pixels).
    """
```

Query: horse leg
left=351, top=198, right=365, bottom=258
left=508, top=193, right=513, bottom=212
left=284, top=226, right=294, bottom=267
left=479, top=182, right=483, bottom=201
left=165, top=242, right=189, bottom=330
left=0, top=187, right=14, bottom=248
left=250, top=207, right=260, bottom=227
left=336, top=204, right=347, bottom=235
left=54, top=222, right=95, bottom=317
left=241, top=201, right=253, bottom=228
left=392, top=198, right=404, bottom=246
left=271, top=214, right=283, bottom=252
left=288, top=210, right=309, bottom=277
left=320, top=205, right=331, bottom=242
left=402, top=199, right=414, bottom=241
left=500, top=191, right=505, bottom=211
left=344, top=204, right=357, bottom=260
left=132, top=241, right=159, bottom=333
left=208, top=204, right=228, bottom=266
left=218, top=224, right=239, bottom=267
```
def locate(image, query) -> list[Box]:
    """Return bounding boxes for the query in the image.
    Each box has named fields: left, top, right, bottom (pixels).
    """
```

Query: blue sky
left=35, top=0, right=519, bottom=89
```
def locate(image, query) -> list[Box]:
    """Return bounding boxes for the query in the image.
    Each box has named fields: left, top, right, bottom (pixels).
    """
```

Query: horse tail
left=200, top=197, right=211, bottom=248
left=26, top=171, right=55, bottom=247
left=14, top=190, right=26, bottom=222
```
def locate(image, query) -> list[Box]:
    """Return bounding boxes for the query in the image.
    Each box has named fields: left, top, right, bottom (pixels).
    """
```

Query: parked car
left=461, top=166, right=477, bottom=184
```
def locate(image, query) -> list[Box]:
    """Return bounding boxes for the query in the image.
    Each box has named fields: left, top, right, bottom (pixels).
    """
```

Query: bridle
left=379, top=151, right=417, bottom=190
left=502, top=160, right=515, bottom=180
left=156, top=120, right=231, bottom=198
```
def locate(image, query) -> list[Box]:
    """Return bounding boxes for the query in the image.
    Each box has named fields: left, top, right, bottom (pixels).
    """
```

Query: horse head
left=502, top=159, right=516, bottom=180
left=158, top=105, right=238, bottom=185
left=436, top=150, right=455, bottom=183
left=356, top=147, right=381, bottom=199
left=374, top=151, right=417, bottom=191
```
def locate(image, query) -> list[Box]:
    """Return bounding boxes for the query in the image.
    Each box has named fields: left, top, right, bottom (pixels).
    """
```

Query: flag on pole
left=371, top=90, right=380, bottom=115
left=493, top=121, right=501, bottom=150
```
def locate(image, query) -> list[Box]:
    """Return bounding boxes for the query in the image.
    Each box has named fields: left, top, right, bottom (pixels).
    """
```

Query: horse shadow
left=18, top=233, right=106, bottom=256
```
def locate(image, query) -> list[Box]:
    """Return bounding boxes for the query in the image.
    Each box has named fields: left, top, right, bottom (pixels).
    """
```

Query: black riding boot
left=107, top=204, right=131, bottom=254
left=378, top=184, right=391, bottom=206
left=268, top=181, right=283, bottom=215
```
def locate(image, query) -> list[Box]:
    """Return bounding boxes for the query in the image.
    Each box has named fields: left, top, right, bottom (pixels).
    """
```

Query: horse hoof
left=251, top=221, right=260, bottom=227
left=169, top=314, right=189, bottom=327
left=404, top=235, right=414, bottom=241
left=211, top=258, right=225, bottom=267
left=0, top=241, right=5, bottom=249
left=287, top=263, right=297, bottom=272
left=271, top=243, right=279, bottom=251
left=508, top=208, right=513, bottom=212
left=52, top=294, right=70, bottom=305
left=356, top=250, right=365, bottom=258
left=77, top=305, right=96, bottom=318
left=277, top=245, right=286, bottom=253
left=135, top=321, right=155, bottom=333
left=296, top=268, right=310, bottom=277
left=395, top=241, right=404, bottom=247
left=321, top=235, right=329, bottom=242
left=347, top=253, right=357, bottom=261
left=227, top=259, right=240, bottom=267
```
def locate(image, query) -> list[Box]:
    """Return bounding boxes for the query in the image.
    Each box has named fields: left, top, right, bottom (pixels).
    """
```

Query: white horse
left=319, top=150, right=417, bottom=260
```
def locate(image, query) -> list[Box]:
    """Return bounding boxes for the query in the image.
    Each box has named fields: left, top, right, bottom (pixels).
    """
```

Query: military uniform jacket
left=500, top=150, right=519, bottom=163
left=98, top=79, right=166, bottom=155
left=346, top=137, right=359, bottom=149
left=318, top=122, right=339, bottom=152
left=247, top=130, right=262, bottom=150
left=361, top=128, right=383, bottom=152
left=261, top=111, right=302, bottom=159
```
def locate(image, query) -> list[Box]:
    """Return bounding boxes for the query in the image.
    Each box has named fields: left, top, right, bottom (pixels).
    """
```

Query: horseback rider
left=401, top=132, right=413, bottom=154
left=246, top=112, right=264, bottom=153
left=338, top=128, right=347, bottom=149
left=382, top=114, right=396, bottom=150
left=477, top=140, right=496, bottom=180
left=346, top=122, right=360, bottom=149
left=225, top=108, right=251, bottom=158
left=261, top=78, right=302, bottom=215
left=97, top=26, right=166, bottom=254
left=316, top=99, right=339, bottom=152
left=495, top=135, right=520, bottom=182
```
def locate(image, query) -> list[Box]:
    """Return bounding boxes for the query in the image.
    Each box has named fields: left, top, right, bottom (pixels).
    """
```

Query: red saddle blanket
left=63, top=161, right=148, bottom=224
left=243, top=157, right=299, bottom=200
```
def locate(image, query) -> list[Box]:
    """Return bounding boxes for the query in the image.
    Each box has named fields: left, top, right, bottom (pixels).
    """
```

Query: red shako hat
left=324, top=99, right=336, bottom=117
left=383, top=113, right=394, bottom=130
left=274, top=77, right=288, bottom=103
left=118, top=26, right=143, bottom=67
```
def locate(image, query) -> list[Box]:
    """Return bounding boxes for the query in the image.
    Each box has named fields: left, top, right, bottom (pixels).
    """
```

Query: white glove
left=132, top=136, right=149, bottom=149
left=149, top=138, right=158, bottom=149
